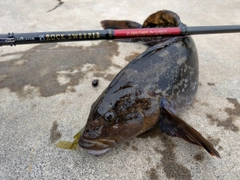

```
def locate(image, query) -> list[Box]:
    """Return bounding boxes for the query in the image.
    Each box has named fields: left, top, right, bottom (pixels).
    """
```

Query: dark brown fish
left=71, top=10, right=220, bottom=157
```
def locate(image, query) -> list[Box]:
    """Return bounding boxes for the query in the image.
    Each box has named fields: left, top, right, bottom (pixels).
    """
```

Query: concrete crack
left=47, top=0, right=64, bottom=12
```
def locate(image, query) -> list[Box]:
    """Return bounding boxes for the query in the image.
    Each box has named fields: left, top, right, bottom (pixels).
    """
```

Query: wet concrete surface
left=0, top=0, right=240, bottom=179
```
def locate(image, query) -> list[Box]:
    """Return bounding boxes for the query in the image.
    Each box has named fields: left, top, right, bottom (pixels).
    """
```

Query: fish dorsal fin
left=100, top=20, right=142, bottom=29
left=160, top=103, right=220, bottom=158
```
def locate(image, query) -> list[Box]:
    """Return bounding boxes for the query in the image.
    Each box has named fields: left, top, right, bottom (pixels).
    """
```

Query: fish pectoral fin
left=160, top=107, right=220, bottom=158
left=100, top=20, right=142, bottom=29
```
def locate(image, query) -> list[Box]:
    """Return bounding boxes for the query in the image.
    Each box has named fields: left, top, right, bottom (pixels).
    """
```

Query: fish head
left=79, top=87, right=160, bottom=155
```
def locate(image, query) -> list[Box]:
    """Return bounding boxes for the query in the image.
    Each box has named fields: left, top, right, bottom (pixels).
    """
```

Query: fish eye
left=104, top=111, right=116, bottom=124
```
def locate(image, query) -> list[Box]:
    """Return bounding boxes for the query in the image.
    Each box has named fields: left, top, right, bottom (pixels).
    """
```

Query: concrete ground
left=0, top=0, right=240, bottom=179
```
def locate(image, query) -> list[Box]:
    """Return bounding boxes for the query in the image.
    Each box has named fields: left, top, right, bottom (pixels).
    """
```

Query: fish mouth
left=79, top=137, right=117, bottom=155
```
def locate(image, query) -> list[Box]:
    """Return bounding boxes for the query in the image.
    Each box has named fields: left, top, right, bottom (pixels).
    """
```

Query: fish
left=58, top=10, right=220, bottom=158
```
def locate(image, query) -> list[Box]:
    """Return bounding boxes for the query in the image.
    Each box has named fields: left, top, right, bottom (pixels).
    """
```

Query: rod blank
left=0, top=25, right=240, bottom=46
left=186, top=25, right=240, bottom=35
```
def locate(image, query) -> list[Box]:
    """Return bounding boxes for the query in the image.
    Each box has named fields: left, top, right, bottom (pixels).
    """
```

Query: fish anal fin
left=160, top=107, right=221, bottom=158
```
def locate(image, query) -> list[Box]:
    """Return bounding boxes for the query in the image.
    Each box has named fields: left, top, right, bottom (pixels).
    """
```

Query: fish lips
left=79, top=137, right=117, bottom=155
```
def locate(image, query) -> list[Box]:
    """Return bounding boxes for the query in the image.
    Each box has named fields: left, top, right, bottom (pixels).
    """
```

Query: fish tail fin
left=160, top=107, right=220, bottom=158
left=100, top=20, right=142, bottom=29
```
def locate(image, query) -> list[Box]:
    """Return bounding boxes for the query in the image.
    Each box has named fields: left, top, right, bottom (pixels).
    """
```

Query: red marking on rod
left=114, top=27, right=181, bottom=38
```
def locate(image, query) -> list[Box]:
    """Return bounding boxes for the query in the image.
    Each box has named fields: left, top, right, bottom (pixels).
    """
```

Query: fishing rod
left=0, top=25, right=240, bottom=46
